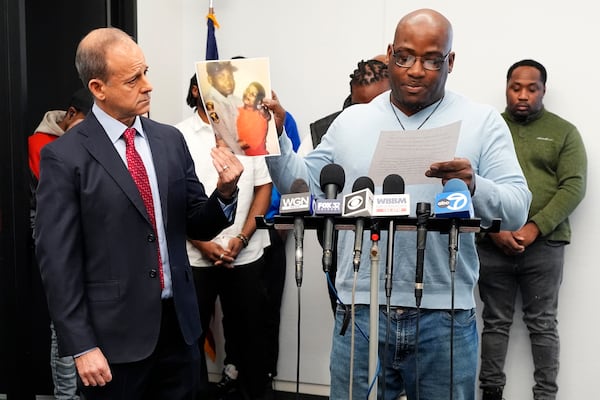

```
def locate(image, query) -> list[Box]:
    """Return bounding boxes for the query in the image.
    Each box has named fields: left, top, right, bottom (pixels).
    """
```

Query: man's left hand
left=425, top=157, right=475, bottom=195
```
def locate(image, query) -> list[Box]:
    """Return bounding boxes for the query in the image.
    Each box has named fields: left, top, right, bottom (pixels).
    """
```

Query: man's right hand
left=75, top=347, right=112, bottom=387
left=190, top=239, right=234, bottom=267
left=489, top=231, right=525, bottom=255
left=262, top=91, right=286, bottom=136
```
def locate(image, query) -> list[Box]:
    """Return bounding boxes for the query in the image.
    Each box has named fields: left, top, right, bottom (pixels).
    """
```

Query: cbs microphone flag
left=342, top=188, right=374, bottom=217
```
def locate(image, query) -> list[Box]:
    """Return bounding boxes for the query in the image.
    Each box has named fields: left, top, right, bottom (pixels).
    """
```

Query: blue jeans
left=50, top=321, right=80, bottom=400
left=330, top=304, right=478, bottom=400
left=478, top=239, right=564, bottom=400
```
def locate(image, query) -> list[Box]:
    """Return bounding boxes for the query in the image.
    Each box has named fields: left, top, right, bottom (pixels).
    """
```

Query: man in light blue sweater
left=264, top=8, right=531, bottom=400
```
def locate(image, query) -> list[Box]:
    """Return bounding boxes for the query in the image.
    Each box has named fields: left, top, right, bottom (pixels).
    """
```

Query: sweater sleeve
left=530, top=125, right=587, bottom=236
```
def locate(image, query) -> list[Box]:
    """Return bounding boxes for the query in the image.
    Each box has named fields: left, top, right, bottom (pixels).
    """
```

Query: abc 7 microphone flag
left=434, top=178, right=474, bottom=218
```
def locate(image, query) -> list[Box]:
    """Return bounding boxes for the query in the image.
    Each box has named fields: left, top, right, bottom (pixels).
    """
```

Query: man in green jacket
left=478, top=59, right=587, bottom=400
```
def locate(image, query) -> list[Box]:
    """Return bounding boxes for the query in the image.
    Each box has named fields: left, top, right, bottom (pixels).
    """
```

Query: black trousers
left=193, top=256, right=270, bottom=397
left=262, top=228, right=287, bottom=377
left=80, top=299, right=199, bottom=400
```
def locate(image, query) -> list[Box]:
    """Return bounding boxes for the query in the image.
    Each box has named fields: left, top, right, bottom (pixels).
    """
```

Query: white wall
left=138, top=1, right=599, bottom=398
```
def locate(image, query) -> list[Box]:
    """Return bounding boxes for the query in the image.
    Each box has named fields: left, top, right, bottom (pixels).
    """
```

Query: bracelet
left=236, top=233, right=249, bottom=248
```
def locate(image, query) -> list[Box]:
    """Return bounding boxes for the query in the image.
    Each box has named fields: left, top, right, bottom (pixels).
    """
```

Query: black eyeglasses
left=391, top=49, right=451, bottom=71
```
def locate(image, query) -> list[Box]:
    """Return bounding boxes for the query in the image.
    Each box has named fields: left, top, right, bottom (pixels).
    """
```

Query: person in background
left=262, top=104, right=302, bottom=389
left=176, top=75, right=274, bottom=400
left=477, top=59, right=587, bottom=400
left=35, top=27, right=242, bottom=400
left=262, top=8, right=531, bottom=399
left=309, top=57, right=390, bottom=147
left=236, top=81, right=271, bottom=156
left=230, top=54, right=304, bottom=389
left=29, top=86, right=93, bottom=400
left=28, top=87, right=93, bottom=184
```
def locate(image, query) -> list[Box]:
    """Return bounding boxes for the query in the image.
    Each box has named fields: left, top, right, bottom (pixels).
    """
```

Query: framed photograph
left=195, top=57, right=280, bottom=156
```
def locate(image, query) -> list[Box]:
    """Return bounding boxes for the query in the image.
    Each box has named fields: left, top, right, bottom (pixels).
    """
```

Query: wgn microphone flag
left=318, top=164, right=345, bottom=273
left=279, top=179, right=314, bottom=215
left=434, top=178, right=474, bottom=218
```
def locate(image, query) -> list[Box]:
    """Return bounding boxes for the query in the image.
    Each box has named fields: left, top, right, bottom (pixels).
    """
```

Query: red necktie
left=123, top=127, right=164, bottom=289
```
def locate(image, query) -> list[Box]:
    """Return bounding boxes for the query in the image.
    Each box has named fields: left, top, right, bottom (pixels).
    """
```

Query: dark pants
left=80, top=299, right=199, bottom=400
left=193, top=256, right=270, bottom=397
left=478, top=238, right=564, bottom=400
left=262, top=228, right=287, bottom=377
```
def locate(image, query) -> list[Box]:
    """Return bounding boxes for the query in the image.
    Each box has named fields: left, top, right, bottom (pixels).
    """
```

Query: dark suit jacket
left=309, top=110, right=342, bottom=148
left=35, top=114, right=231, bottom=363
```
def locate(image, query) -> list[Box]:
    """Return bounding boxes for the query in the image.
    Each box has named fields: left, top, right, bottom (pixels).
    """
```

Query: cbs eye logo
left=347, top=195, right=364, bottom=211
left=437, top=192, right=468, bottom=211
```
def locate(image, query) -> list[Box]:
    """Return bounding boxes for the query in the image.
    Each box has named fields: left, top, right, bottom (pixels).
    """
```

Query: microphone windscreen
left=352, top=176, right=375, bottom=193
left=290, top=178, right=309, bottom=194
left=319, top=163, right=345, bottom=194
left=434, top=178, right=473, bottom=218
left=443, top=178, right=468, bottom=193
left=383, top=174, right=405, bottom=194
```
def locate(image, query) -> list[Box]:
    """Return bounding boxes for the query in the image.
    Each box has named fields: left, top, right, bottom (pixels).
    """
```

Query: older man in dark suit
left=34, top=27, right=243, bottom=400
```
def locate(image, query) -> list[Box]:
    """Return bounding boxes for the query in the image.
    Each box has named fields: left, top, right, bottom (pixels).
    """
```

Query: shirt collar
left=92, top=103, right=145, bottom=144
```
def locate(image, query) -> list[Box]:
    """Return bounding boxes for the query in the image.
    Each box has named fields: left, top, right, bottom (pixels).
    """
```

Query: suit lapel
left=79, top=116, right=152, bottom=226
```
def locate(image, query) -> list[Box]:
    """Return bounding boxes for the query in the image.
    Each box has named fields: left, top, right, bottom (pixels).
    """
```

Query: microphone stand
left=254, top=214, right=501, bottom=400
left=293, top=216, right=304, bottom=397
left=448, top=218, right=459, bottom=400
left=368, top=222, right=380, bottom=400
left=294, top=217, right=304, bottom=287
left=381, top=217, right=396, bottom=400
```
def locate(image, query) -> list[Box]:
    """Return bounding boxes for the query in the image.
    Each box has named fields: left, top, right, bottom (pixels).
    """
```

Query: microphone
left=372, top=176, right=410, bottom=217
left=342, top=176, right=375, bottom=272
left=415, top=202, right=431, bottom=307
left=380, top=174, right=406, bottom=298
left=279, top=179, right=314, bottom=215
left=434, top=178, right=474, bottom=273
left=318, top=163, right=345, bottom=273
left=279, top=179, right=313, bottom=287
left=433, top=178, right=474, bottom=219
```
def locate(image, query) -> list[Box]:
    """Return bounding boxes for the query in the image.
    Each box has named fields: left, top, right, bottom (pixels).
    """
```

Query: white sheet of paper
left=368, top=121, right=461, bottom=186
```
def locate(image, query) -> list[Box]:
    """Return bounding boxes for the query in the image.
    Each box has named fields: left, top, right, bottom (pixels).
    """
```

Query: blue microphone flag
left=434, top=178, right=473, bottom=218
